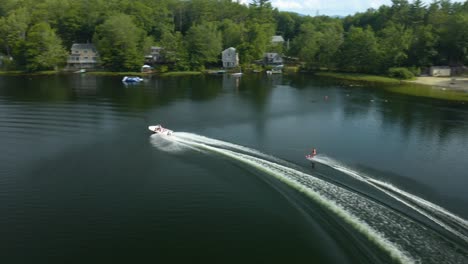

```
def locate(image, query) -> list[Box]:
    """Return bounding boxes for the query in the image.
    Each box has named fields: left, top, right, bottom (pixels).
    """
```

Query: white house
left=430, top=66, right=451, bottom=77
left=67, top=43, right=99, bottom=69
left=222, top=47, right=239, bottom=68
left=145, top=46, right=164, bottom=64
left=271, top=35, right=285, bottom=45
left=264, top=53, right=283, bottom=65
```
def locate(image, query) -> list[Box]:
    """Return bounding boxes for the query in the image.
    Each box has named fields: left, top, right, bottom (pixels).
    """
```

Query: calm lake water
left=1, top=74, right=467, bottom=263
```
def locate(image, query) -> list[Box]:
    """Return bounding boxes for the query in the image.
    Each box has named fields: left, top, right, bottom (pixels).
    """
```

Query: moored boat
left=122, top=76, right=144, bottom=83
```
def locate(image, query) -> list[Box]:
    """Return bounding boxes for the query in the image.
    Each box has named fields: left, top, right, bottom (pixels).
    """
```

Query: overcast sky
left=239, top=0, right=465, bottom=17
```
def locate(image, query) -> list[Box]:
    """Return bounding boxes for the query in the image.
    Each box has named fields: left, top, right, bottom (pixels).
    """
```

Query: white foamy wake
left=312, top=155, right=468, bottom=244
left=149, top=132, right=468, bottom=263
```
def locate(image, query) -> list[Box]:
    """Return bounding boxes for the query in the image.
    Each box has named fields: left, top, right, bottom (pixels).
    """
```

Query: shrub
left=407, top=66, right=421, bottom=76
left=388, top=67, right=414, bottom=80
left=159, top=65, right=169, bottom=73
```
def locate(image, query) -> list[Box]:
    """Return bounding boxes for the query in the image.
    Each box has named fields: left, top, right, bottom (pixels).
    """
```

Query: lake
left=1, top=73, right=467, bottom=263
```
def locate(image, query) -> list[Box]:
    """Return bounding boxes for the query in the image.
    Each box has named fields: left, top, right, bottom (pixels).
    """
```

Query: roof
left=223, top=47, right=236, bottom=52
left=271, top=36, right=285, bottom=43
left=71, top=43, right=96, bottom=50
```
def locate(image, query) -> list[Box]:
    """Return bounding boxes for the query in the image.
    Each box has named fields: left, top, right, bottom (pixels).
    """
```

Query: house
left=430, top=66, right=451, bottom=77
left=271, top=35, right=285, bottom=45
left=145, top=46, right=163, bottom=64
left=264, top=53, right=283, bottom=65
left=67, top=43, right=99, bottom=69
left=222, top=47, right=239, bottom=68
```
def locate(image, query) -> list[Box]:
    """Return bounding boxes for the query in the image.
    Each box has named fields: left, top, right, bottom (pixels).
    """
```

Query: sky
left=238, top=0, right=465, bottom=17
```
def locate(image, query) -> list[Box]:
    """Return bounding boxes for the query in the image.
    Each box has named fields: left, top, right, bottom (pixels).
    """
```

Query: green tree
left=378, top=22, right=412, bottom=69
left=93, top=13, right=147, bottom=71
left=0, top=7, right=30, bottom=64
left=339, top=26, right=381, bottom=73
left=444, top=13, right=468, bottom=65
left=290, top=23, right=320, bottom=69
left=290, top=19, right=343, bottom=69
left=274, top=12, right=298, bottom=41
left=407, top=24, right=438, bottom=66
left=316, top=20, right=343, bottom=69
left=220, top=19, right=243, bottom=49
left=238, top=21, right=275, bottom=64
left=25, top=22, right=68, bottom=71
left=159, top=31, right=189, bottom=70
left=185, top=22, right=222, bottom=69
left=389, top=0, right=411, bottom=25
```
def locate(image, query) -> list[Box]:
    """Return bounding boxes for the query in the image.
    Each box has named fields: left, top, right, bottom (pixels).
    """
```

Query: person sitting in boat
left=312, top=148, right=317, bottom=156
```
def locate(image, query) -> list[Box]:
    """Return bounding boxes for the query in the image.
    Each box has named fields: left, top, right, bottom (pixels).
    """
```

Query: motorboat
left=231, top=72, right=243, bottom=77
left=122, top=76, right=144, bottom=83
left=148, top=125, right=173, bottom=135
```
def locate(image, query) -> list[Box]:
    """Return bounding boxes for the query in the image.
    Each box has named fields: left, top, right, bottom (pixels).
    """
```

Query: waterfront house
left=67, top=43, right=99, bottom=69
left=271, top=35, right=285, bottom=45
left=264, top=52, right=283, bottom=65
left=430, top=66, right=451, bottom=77
left=222, top=47, right=239, bottom=68
left=145, top=46, right=164, bottom=65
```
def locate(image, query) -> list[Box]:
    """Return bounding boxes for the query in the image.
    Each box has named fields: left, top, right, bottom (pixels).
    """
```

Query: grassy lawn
left=315, top=71, right=468, bottom=102
left=160, top=71, right=202, bottom=77
left=87, top=71, right=145, bottom=76
left=315, top=72, right=402, bottom=84
left=0, top=70, right=59, bottom=76
left=385, top=83, right=468, bottom=102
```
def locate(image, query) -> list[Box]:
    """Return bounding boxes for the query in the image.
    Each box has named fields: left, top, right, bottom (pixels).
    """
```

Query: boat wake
left=149, top=132, right=468, bottom=264
left=312, top=155, right=468, bottom=244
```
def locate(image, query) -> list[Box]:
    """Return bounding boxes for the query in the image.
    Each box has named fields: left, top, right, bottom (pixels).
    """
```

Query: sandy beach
left=406, top=76, right=468, bottom=91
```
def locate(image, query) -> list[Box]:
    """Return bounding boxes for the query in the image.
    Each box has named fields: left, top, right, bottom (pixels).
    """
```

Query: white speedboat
left=148, top=125, right=173, bottom=135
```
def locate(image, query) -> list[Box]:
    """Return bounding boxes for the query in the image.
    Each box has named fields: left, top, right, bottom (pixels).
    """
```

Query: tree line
left=0, top=0, right=467, bottom=75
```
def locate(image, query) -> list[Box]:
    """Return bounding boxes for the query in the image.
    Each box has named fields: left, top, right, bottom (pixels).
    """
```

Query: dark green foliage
left=338, top=26, right=381, bottom=73
left=93, top=14, right=147, bottom=71
left=25, top=22, right=68, bottom=71
left=185, top=22, right=222, bottom=69
left=388, top=67, right=414, bottom=79
left=0, top=0, right=467, bottom=72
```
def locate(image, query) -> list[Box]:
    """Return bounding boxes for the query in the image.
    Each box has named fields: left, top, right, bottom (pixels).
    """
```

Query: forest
left=0, top=0, right=467, bottom=76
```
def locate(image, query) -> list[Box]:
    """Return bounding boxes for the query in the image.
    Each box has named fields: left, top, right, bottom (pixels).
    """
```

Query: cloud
left=262, top=0, right=465, bottom=16
left=269, top=0, right=382, bottom=16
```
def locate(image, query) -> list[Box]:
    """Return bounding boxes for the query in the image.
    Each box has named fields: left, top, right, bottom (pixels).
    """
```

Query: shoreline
left=1, top=70, right=467, bottom=101
left=404, top=76, right=468, bottom=91
left=314, top=72, right=401, bottom=84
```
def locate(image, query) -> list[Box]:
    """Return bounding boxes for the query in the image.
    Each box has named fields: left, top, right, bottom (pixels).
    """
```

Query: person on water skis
left=306, top=148, right=317, bottom=168
left=306, top=148, right=317, bottom=159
